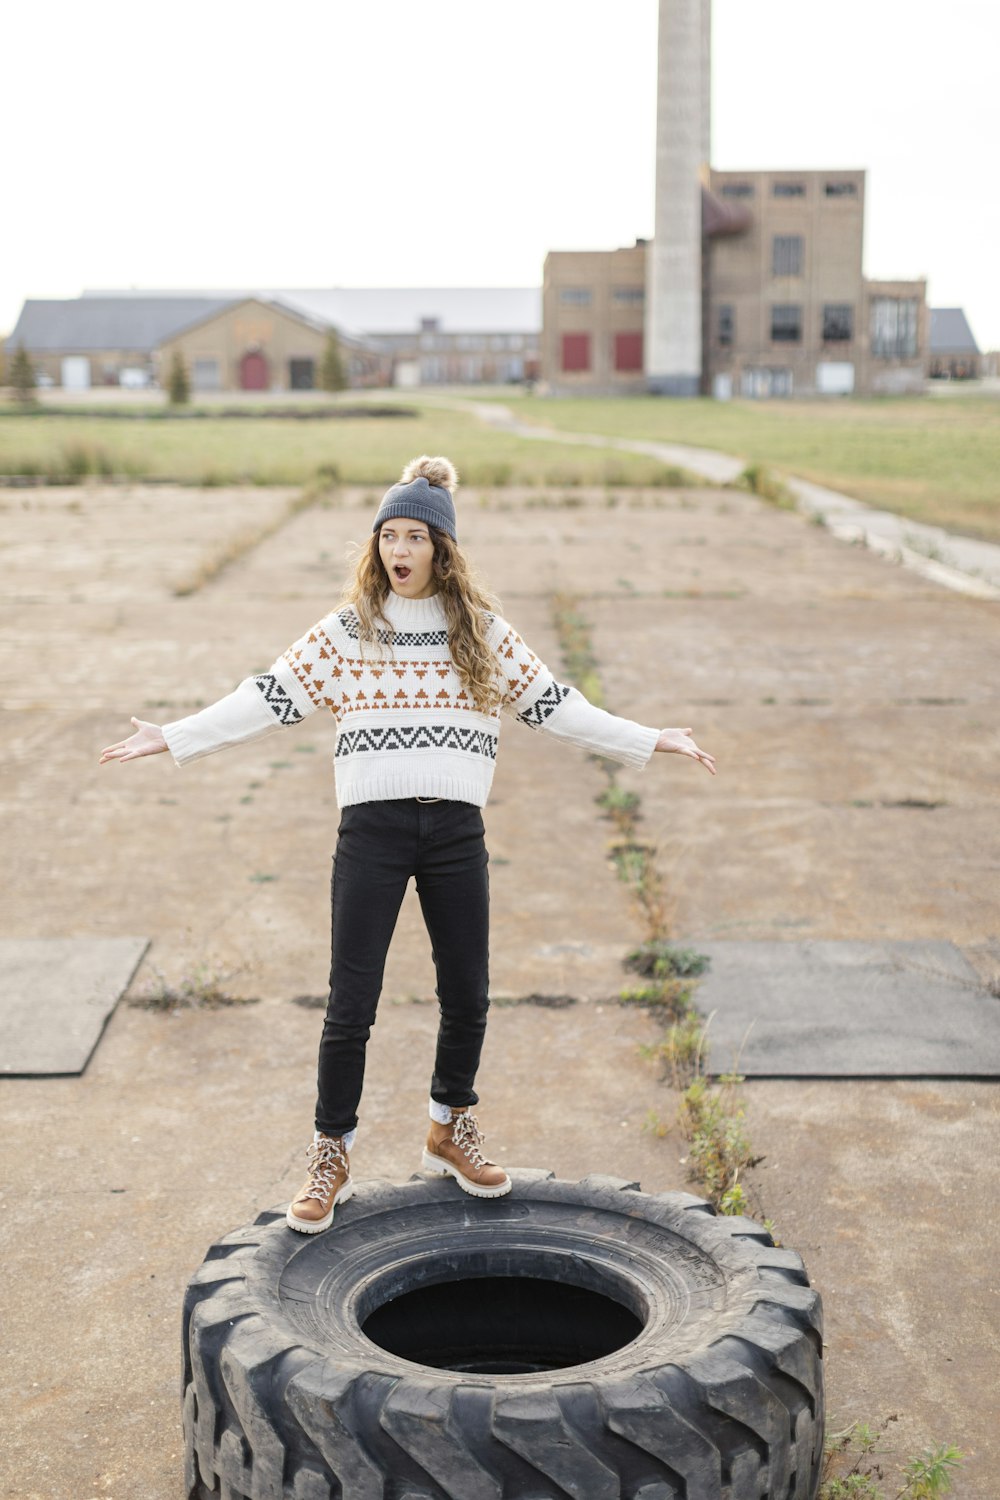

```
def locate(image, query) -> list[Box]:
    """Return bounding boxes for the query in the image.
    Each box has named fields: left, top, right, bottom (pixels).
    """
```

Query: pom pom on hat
left=399, top=455, right=459, bottom=491
left=373, top=454, right=459, bottom=541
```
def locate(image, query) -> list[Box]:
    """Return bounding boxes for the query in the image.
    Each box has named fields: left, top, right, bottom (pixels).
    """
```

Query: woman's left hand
left=654, top=727, right=716, bottom=775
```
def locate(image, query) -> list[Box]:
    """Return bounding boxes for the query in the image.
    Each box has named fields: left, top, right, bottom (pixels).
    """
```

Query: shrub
left=9, top=343, right=37, bottom=404
left=167, top=351, right=190, bottom=406
left=320, top=332, right=347, bottom=392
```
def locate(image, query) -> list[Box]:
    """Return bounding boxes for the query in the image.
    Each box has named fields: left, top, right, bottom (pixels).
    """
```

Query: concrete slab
left=693, top=939, right=1000, bottom=1077
left=0, top=937, right=149, bottom=1074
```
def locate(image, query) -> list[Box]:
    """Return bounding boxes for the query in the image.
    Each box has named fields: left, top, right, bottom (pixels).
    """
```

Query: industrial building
left=542, top=0, right=929, bottom=398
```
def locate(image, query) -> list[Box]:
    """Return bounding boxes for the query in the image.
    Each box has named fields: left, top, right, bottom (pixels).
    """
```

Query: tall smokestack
left=645, top=0, right=710, bottom=396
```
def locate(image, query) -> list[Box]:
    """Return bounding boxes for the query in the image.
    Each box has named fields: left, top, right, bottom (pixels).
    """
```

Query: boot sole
left=421, top=1149, right=512, bottom=1198
left=285, top=1178, right=355, bottom=1234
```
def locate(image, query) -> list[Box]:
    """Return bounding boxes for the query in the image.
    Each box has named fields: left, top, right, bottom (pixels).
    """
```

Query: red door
left=240, top=350, right=269, bottom=390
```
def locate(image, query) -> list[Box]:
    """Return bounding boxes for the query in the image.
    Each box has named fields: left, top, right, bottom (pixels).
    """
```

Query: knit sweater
left=161, top=592, right=659, bottom=807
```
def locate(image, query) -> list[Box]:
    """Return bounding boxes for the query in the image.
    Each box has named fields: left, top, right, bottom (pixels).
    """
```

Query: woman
left=100, top=455, right=716, bottom=1234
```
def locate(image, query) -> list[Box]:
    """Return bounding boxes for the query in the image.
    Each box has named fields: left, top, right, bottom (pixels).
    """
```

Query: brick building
left=543, top=169, right=927, bottom=398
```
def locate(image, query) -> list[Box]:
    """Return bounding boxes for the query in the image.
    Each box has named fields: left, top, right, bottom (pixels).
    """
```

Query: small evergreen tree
left=167, top=350, right=190, bottom=405
left=10, top=343, right=37, bottom=403
left=319, top=331, right=347, bottom=392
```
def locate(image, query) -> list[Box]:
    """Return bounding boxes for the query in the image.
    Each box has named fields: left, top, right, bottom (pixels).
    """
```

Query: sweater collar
left=380, top=590, right=447, bottom=631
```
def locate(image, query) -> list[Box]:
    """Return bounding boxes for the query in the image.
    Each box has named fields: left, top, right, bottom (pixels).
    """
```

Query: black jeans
left=315, top=798, right=491, bottom=1137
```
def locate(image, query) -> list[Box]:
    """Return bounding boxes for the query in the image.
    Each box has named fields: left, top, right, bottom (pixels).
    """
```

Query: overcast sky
left=4, top=0, right=998, bottom=348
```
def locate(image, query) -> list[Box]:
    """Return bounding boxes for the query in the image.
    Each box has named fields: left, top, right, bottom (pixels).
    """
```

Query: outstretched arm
left=98, top=613, right=342, bottom=769
left=493, top=616, right=716, bottom=775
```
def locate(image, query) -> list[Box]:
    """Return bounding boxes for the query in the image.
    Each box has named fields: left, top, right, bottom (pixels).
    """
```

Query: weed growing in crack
left=624, top=941, right=711, bottom=980
left=171, top=480, right=335, bottom=597
left=128, top=962, right=259, bottom=1012
left=820, top=1415, right=962, bottom=1498
left=678, top=1070, right=757, bottom=1205
left=551, top=589, right=767, bottom=1224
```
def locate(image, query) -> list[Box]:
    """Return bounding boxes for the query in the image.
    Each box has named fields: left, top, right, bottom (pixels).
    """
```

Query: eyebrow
left=381, top=525, right=428, bottom=536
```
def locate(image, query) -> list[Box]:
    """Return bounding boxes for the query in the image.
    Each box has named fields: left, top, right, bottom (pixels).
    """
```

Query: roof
left=155, top=295, right=340, bottom=344
left=929, top=308, right=980, bottom=355
left=83, top=285, right=543, bottom=334
left=274, top=288, right=541, bottom=334
left=5, top=297, right=233, bottom=352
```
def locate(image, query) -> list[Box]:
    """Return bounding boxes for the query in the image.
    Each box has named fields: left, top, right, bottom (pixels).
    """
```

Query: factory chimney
left=645, top=0, right=711, bottom=395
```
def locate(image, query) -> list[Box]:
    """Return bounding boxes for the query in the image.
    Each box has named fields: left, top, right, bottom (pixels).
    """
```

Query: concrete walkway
left=456, top=397, right=1000, bottom=601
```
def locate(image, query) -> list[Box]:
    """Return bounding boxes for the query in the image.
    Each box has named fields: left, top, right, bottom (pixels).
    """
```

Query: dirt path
left=1, top=479, right=998, bottom=1496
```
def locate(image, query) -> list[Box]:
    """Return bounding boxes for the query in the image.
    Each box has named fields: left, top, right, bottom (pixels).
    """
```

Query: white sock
left=428, top=1099, right=454, bottom=1124
left=315, top=1127, right=357, bottom=1151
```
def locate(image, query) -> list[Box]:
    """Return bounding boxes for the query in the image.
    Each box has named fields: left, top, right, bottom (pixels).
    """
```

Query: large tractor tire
left=182, top=1169, right=824, bottom=1499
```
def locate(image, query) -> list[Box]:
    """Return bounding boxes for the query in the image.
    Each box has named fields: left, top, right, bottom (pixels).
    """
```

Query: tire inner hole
left=361, top=1275, right=645, bottom=1374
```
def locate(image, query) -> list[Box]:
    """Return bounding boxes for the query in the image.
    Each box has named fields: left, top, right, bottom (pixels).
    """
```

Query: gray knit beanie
left=372, top=455, right=459, bottom=542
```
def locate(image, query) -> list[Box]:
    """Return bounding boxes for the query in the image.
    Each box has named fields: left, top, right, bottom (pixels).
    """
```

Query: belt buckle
left=415, top=796, right=442, bottom=804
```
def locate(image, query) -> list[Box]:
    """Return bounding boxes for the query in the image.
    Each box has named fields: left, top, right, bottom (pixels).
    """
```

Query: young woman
left=100, top=455, right=716, bottom=1234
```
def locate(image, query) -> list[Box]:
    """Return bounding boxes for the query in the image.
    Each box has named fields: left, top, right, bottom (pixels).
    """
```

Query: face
left=378, top=518, right=437, bottom=598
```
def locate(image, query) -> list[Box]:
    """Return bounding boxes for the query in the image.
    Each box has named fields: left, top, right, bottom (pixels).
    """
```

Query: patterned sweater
left=161, top=592, right=659, bottom=807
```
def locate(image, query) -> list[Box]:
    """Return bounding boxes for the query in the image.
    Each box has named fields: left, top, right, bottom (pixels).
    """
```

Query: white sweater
left=162, top=592, right=659, bottom=807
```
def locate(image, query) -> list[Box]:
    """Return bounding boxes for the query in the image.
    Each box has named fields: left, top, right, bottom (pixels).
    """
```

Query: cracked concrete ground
left=1, top=480, right=998, bottom=1497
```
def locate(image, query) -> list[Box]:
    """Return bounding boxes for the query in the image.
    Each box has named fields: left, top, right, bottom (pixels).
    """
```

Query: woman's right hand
left=99, top=717, right=168, bottom=765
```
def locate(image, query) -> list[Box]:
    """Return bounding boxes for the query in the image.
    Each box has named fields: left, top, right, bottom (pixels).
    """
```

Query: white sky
left=4, top=0, right=998, bottom=348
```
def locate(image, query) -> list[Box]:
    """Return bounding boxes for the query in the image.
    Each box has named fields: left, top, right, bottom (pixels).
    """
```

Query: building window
left=822, top=305, right=853, bottom=342
left=612, top=287, right=645, bottom=305
left=192, top=358, right=220, bottom=391
left=771, top=305, right=802, bottom=343
left=772, top=235, right=803, bottom=276
left=719, top=182, right=754, bottom=198
left=288, top=357, right=315, bottom=390
left=741, top=367, right=794, bottom=399
left=774, top=182, right=805, bottom=197
left=717, top=304, right=734, bottom=346
left=614, top=332, right=643, bottom=372
left=825, top=181, right=857, bottom=197
left=559, top=288, right=592, bottom=306
left=871, top=298, right=919, bottom=359
left=561, top=333, right=591, bottom=372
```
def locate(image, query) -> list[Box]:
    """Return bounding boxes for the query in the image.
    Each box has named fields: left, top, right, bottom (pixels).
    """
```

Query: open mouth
left=393, top=566, right=411, bottom=582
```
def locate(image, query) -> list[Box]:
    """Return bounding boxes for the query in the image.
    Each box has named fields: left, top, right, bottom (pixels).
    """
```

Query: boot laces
left=453, top=1111, right=489, bottom=1170
left=304, top=1135, right=348, bottom=1201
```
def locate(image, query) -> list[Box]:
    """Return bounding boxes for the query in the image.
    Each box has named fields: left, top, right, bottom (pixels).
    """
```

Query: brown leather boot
left=422, top=1107, right=512, bottom=1198
left=286, top=1132, right=354, bottom=1234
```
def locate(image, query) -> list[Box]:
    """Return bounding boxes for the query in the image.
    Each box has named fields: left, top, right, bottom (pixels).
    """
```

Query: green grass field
left=490, top=391, right=1000, bottom=544
left=2, top=388, right=997, bottom=544
left=0, top=404, right=688, bottom=490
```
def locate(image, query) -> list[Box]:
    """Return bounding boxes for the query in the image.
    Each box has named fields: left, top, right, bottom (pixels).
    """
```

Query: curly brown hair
left=343, top=530, right=504, bottom=715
